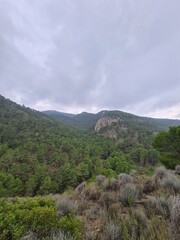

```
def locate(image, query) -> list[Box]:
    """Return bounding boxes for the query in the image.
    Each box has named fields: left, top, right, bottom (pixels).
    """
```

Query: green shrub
left=0, top=197, right=58, bottom=239
left=27, top=206, right=58, bottom=237
left=58, top=215, right=83, bottom=240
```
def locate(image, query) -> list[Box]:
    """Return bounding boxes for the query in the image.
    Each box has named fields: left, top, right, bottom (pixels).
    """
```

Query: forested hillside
left=0, top=95, right=133, bottom=197
left=0, top=95, right=179, bottom=198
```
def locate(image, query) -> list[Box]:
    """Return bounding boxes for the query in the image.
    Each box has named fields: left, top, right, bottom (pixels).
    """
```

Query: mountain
left=0, top=94, right=179, bottom=198
left=0, top=95, right=124, bottom=197
left=43, top=109, right=180, bottom=131
left=43, top=109, right=180, bottom=149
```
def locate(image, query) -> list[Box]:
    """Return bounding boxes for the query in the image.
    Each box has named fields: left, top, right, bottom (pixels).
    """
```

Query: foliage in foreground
left=0, top=166, right=180, bottom=239
left=0, top=197, right=83, bottom=240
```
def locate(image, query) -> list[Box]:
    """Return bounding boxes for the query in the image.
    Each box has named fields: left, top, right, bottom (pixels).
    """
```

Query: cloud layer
left=1, top=0, right=180, bottom=118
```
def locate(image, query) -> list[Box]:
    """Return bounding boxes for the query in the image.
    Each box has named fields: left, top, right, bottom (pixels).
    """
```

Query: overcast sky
left=1, top=0, right=180, bottom=119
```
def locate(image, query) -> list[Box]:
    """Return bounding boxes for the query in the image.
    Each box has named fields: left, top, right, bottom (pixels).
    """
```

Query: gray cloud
left=0, top=0, right=180, bottom=118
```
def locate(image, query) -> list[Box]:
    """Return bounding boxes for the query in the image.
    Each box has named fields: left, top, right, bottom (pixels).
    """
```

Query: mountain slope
left=1, top=94, right=179, bottom=197
left=43, top=109, right=180, bottom=150
left=0, top=95, right=125, bottom=197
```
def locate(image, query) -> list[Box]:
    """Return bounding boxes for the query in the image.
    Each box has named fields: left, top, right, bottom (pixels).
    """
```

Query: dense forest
left=0, top=95, right=179, bottom=197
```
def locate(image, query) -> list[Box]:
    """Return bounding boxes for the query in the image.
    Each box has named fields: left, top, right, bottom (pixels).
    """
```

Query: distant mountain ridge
left=42, top=109, right=180, bottom=132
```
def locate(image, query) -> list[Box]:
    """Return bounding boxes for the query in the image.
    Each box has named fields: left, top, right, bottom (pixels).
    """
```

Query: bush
left=20, top=232, right=37, bottom=240
left=175, top=165, right=180, bottom=175
left=50, top=230, right=74, bottom=240
left=108, top=203, right=123, bottom=219
left=56, top=198, right=78, bottom=216
left=85, top=207, right=99, bottom=220
left=83, top=185, right=101, bottom=201
left=0, top=197, right=58, bottom=239
left=84, top=231, right=94, bottom=240
left=143, top=178, right=156, bottom=194
left=169, top=196, right=180, bottom=240
left=119, top=183, right=138, bottom=206
left=154, top=166, right=168, bottom=180
left=27, top=206, right=59, bottom=237
left=119, top=211, right=170, bottom=240
left=77, top=199, right=88, bottom=215
left=96, top=175, right=106, bottom=187
left=138, top=215, right=170, bottom=239
left=161, top=174, right=180, bottom=193
left=103, top=178, right=119, bottom=192
left=134, top=211, right=148, bottom=229
left=104, top=221, right=120, bottom=240
left=99, top=192, right=117, bottom=210
left=145, top=196, right=169, bottom=218
left=58, top=215, right=83, bottom=240
left=118, top=173, right=133, bottom=188
left=75, top=181, right=86, bottom=194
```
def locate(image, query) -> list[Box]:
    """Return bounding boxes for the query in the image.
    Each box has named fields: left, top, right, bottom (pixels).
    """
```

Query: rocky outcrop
left=94, top=116, right=127, bottom=140
left=94, top=117, right=120, bottom=132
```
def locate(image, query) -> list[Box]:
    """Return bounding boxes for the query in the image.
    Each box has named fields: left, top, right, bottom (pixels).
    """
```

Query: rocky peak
left=94, top=117, right=120, bottom=132
left=94, top=116, right=128, bottom=140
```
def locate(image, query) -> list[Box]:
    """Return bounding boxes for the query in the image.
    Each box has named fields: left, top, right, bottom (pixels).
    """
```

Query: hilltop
left=43, top=109, right=180, bottom=131
left=43, top=109, right=180, bottom=151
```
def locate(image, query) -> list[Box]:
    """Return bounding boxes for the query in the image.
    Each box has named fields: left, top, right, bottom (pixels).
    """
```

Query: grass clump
left=83, top=185, right=101, bottom=201
left=99, top=192, right=117, bottom=210
left=175, top=165, right=180, bottom=175
left=143, top=177, right=156, bottom=194
left=104, top=178, right=119, bottom=192
left=96, top=175, right=106, bottom=187
left=160, top=174, right=180, bottom=193
left=145, top=196, right=170, bottom=218
left=56, top=198, right=78, bottom=216
left=118, top=173, right=133, bottom=188
left=169, top=196, right=180, bottom=240
left=119, top=183, right=138, bottom=206
left=50, top=230, right=75, bottom=240
left=104, top=221, right=120, bottom=240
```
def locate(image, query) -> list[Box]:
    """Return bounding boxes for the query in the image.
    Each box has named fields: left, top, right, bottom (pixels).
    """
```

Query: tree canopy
left=153, top=126, right=180, bottom=168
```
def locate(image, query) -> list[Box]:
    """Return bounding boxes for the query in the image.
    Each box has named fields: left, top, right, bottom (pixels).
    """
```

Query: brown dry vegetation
left=51, top=166, right=180, bottom=240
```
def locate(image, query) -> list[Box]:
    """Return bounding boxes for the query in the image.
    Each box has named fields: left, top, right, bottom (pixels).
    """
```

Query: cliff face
left=94, top=117, right=119, bottom=132
left=94, top=116, right=127, bottom=140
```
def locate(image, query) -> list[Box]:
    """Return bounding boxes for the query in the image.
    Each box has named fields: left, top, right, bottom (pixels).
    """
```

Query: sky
left=0, top=0, right=180, bottom=119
